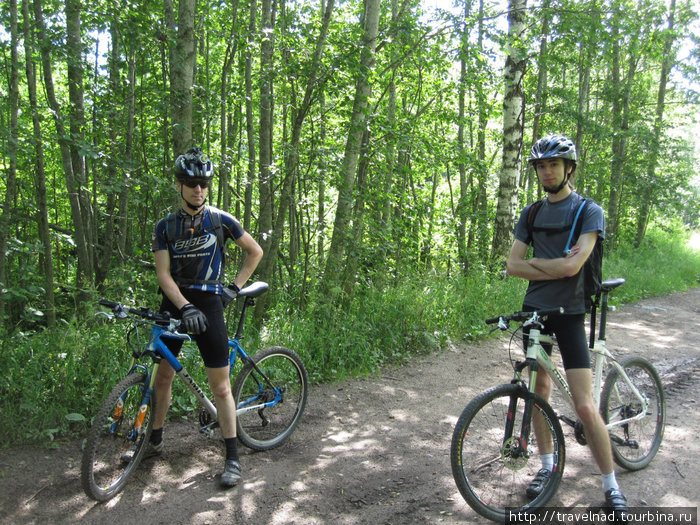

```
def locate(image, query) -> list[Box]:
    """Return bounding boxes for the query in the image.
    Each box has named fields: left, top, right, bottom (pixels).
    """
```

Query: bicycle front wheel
left=450, top=383, right=566, bottom=522
left=233, top=346, right=308, bottom=451
left=81, top=372, right=155, bottom=501
left=601, top=355, right=665, bottom=470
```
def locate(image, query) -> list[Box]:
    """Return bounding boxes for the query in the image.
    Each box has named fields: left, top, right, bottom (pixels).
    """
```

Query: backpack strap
left=165, top=211, right=177, bottom=244
left=563, top=198, right=589, bottom=255
left=525, top=198, right=546, bottom=243
left=206, top=205, right=225, bottom=248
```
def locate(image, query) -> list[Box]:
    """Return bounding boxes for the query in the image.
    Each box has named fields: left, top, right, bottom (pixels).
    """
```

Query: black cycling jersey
left=152, top=207, right=244, bottom=294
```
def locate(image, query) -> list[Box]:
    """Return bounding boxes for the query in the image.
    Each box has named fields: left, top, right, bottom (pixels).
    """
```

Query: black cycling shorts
left=522, top=305, right=590, bottom=370
left=160, top=289, right=230, bottom=368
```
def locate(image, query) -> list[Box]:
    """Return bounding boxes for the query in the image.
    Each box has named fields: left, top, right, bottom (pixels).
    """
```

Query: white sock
left=602, top=472, right=619, bottom=492
left=540, top=454, right=554, bottom=471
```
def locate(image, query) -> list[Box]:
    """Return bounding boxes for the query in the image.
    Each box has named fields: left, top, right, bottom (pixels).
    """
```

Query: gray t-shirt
left=513, top=192, right=605, bottom=314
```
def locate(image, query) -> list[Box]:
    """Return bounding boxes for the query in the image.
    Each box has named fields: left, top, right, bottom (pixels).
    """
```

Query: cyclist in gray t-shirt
left=506, top=135, right=628, bottom=520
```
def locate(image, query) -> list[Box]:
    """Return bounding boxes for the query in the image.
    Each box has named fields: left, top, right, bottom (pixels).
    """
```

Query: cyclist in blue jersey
left=147, top=147, right=263, bottom=488
left=507, top=135, right=629, bottom=521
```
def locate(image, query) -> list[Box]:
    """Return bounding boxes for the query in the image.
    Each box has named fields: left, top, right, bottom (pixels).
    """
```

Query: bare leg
left=532, top=371, right=553, bottom=455
left=152, top=361, right=176, bottom=430
left=206, top=365, right=237, bottom=439
left=566, top=367, right=614, bottom=475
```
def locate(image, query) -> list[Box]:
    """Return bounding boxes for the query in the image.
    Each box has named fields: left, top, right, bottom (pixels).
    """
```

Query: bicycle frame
left=522, top=328, right=651, bottom=432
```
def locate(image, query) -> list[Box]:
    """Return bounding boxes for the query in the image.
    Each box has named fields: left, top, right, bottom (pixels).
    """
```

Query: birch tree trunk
left=491, top=0, right=527, bottom=262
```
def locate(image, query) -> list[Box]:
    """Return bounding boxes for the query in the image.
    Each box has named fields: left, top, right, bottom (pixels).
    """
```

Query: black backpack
left=526, top=197, right=603, bottom=310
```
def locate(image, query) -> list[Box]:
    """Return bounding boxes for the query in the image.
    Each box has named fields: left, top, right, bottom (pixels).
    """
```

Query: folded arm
left=507, top=232, right=598, bottom=281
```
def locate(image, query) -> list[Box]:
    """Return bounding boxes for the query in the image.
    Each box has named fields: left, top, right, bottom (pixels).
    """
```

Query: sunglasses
left=183, top=180, right=209, bottom=189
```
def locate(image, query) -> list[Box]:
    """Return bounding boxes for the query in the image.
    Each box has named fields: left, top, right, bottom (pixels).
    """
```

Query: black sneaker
left=221, top=460, right=242, bottom=487
left=526, top=468, right=552, bottom=499
left=604, top=489, right=630, bottom=523
left=120, top=440, right=164, bottom=463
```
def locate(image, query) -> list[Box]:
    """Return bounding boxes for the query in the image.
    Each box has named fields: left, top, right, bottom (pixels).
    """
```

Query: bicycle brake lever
left=94, top=311, right=114, bottom=320
left=498, top=318, right=509, bottom=331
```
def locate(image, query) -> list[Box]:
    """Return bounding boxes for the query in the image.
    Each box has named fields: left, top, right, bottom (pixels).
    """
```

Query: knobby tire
left=451, top=383, right=566, bottom=522
left=600, top=355, right=665, bottom=470
left=81, top=373, right=154, bottom=501
left=233, top=346, right=308, bottom=451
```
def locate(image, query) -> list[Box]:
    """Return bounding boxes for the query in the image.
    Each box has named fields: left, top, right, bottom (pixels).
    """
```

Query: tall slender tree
left=0, top=0, right=20, bottom=323
left=22, top=0, right=56, bottom=327
left=492, top=0, right=527, bottom=262
left=321, top=0, right=381, bottom=302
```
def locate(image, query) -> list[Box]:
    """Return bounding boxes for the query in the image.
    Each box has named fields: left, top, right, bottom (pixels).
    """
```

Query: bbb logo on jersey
left=173, top=232, right=217, bottom=253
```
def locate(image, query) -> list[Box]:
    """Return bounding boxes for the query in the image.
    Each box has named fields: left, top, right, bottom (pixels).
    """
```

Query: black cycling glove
left=221, top=283, right=240, bottom=308
left=180, top=304, right=208, bottom=334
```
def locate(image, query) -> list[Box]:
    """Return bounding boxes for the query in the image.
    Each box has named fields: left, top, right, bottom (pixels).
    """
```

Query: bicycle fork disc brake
left=501, top=393, right=534, bottom=470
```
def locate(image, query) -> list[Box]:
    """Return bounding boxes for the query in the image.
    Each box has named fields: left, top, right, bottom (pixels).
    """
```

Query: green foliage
left=1, top=228, right=698, bottom=448
left=263, top=269, right=525, bottom=384
left=604, top=223, right=700, bottom=304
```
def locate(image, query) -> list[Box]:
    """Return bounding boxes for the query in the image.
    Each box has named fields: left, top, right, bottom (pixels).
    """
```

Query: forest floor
left=1, top=287, right=698, bottom=524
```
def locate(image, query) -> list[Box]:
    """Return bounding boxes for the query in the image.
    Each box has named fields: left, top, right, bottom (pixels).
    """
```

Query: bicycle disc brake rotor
left=501, top=436, right=529, bottom=470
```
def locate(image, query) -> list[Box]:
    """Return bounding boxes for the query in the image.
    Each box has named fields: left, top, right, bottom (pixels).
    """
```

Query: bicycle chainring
left=198, top=407, right=213, bottom=427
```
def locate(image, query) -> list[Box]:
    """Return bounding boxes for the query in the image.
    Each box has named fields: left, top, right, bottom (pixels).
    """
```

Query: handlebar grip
left=540, top=307, right=564, bottom=317
left=99, top=299, right=119, bottom=309
left=485, top=317, right=500, bottom=325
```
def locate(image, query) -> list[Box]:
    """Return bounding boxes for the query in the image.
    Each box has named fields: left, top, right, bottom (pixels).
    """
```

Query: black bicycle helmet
left=174, top=147, right=214, bottom=182
left=528, top=135, right=577, bottom=165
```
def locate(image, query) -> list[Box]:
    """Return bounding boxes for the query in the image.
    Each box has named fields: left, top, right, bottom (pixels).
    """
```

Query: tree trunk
left=168, top=0, right=196, bottom=155
left=255, top=0, right=336, bottom=320
left=455, top=0, right=470, bottom=273
left=528, top=0, right=549, bottom=201
left=33, top=0, right=93, bottom=297
left=66, top=0, right=95, bottom=287
left=119, top=52, right=136, bottom=260
left=244, top=0, right=257, bottom=232
left=607, top=1, right=639, bottom=251
left=219, top=0, right=240, bottom=213
left=321, top=0, right=380, bottom=302
left=0, top=0, right=20, bottom=323
left=258, top=0, right=275, bottom=258
left=491, top=0, right=527, bottom=263
left=23, top=0, right=56, bottom=327
left=635, top=0, right=676, bottom=247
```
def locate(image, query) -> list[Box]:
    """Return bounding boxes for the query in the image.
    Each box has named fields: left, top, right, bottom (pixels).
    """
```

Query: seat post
left=598, top=291, right=610, bottom=342
left=588, top=300, right=598, bottom=349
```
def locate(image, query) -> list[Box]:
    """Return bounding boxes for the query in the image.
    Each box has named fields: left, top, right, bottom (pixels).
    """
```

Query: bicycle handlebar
left=98, top=299, right=173, bottom=325
left=486, top=307, right=564, bottom=327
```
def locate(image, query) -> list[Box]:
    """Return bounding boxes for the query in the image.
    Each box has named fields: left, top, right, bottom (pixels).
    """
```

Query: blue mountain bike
left=81, top=281, right=308, bottom=501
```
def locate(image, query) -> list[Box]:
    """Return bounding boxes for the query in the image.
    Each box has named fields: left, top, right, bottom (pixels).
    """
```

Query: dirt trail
left=1, top=288, right=698, bottom=524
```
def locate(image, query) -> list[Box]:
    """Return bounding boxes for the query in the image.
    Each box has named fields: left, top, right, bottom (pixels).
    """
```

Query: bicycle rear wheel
left=233, top=346, right=308, bottom=451
left=450, top=383, right=565, bottom=522
left=81, top=372, right=155, bottom=501
left=601, top=355, right=665, bottom=470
